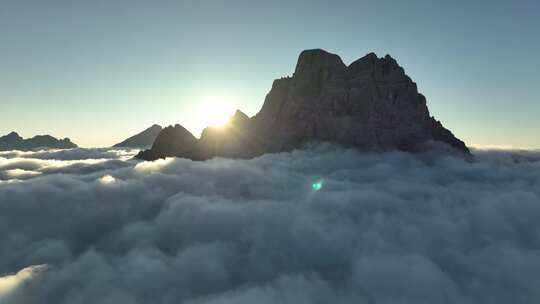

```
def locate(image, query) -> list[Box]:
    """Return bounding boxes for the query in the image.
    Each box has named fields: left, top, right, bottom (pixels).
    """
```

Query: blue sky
left=1, top=0, right=538, bottom=147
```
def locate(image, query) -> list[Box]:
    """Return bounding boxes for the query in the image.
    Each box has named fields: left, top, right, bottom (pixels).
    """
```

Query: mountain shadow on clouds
left=137, top=49, right=469, bottom=161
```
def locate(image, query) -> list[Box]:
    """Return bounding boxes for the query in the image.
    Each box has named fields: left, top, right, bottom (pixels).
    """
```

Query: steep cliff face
left=137, top=49, right=469, bottom=161
left=250, top=49, right=468, bottom=153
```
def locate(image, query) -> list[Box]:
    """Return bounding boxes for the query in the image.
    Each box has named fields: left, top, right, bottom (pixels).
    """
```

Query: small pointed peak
left=384, top=54, right=393, bottom=60
left=382, top=54, right=401, bottom=66
left=3, top=131, right=22, bottom=140
left=233, top=110, right=249, bottom=120
left=163, top=124, right=181, bottom=131
left=229, top=110, right=250, bottom=127
left=160, top=124, right=196, bottom=140
left=364, top=52, right=378, bottom=60
left=348, top=52, right=379, bottom=73
left=175, top=124, right=194, bottom=134
left=150, top=124, right=162, bottom=129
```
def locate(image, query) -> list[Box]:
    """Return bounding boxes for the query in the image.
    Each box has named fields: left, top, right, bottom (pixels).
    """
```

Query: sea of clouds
left=0, top=145, right=539, bottom=303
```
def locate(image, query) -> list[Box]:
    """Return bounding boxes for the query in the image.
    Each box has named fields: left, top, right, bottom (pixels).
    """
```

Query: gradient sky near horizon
left=1, top=0, right=539, bottom=148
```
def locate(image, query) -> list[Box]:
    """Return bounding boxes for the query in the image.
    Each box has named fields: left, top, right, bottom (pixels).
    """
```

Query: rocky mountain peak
left=230, top=110, right=250, bottom=126
left=347, top=52, right=406, bottom=82
left=4, top=132, right=22, bottom=140
left=294, top=49, right=346, bottom=75
left=137, top=49, right=469, bottom=161
left=135, top=124, right=196, bottom=160
left=292, top=49, right=347, bottom=96
left=113, top=124, right=163, bottom=148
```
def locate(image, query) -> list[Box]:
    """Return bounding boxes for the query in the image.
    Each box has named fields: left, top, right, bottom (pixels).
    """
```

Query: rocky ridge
left=137, top=49, right=469, bottom=161
left=113, top=124, right=163, bottom=148
left=0, top=132, right=78, bottom=151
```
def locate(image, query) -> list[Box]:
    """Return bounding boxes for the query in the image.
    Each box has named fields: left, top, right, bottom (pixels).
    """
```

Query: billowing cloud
left=0, top=145, right=539, bottom=303
left=0, top=148, right=139, bottom=161
left=0, top=265, right=48, bottom=300
left=0, top=148, right=138, bottom=181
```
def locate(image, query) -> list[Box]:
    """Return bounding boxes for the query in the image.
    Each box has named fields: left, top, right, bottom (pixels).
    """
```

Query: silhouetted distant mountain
left=136, top=124, right=197, bottom=160
left=113, top=124, right=163, bottom=148
left=137, top=49, right=469, bottom=161
left=0, top=132, right=77, bottom=151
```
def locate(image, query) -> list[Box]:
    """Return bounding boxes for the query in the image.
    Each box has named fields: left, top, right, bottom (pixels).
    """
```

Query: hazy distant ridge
left=0, top=131, right=77, bottom=151
left=113, top=124, right=162, bottom=148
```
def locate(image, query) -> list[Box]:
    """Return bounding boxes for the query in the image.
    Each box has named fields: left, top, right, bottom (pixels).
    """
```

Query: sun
left=199, top=97, right=236, bottom=128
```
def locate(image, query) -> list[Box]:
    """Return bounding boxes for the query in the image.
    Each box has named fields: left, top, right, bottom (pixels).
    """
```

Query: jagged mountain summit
left=0, top=132, right=77, bottom=151
left=137, top=49, right=469, bottom=161
left=136, top=124, right=197, bottom=160
left=113, top=124, right=163, bottom=148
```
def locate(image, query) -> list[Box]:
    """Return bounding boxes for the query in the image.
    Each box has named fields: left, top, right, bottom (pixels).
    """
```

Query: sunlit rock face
left=196, top=110, right=259, bottom=159
left=0, top=132, right=77, bottom=151
left=137, top=49, right=469, bottom=161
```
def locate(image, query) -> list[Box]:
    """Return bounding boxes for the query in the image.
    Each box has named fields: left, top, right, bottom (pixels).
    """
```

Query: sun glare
left=0, top=265, right=48, bottom=298
left=199, top=97, right=236, bottom=128
left=99, top=175, right=116, bottom=185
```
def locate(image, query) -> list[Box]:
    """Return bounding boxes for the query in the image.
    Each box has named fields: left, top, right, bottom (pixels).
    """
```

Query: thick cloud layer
left=0, top=145, right=539, bottom=303
left=0, top=148, right=138, bottom=181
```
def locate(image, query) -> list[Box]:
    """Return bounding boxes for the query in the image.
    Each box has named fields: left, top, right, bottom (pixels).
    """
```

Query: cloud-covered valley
left=0, top=145, right=539, bottom=303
